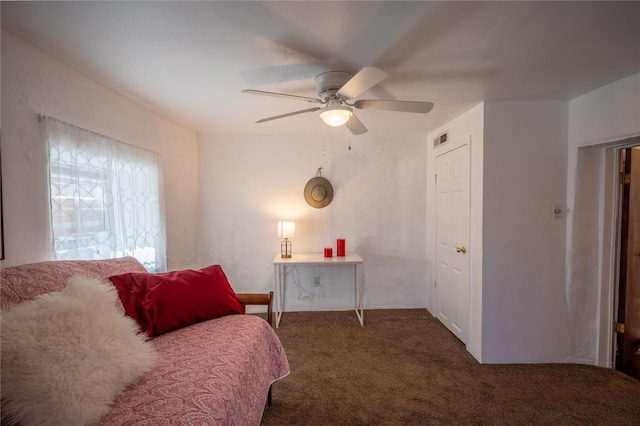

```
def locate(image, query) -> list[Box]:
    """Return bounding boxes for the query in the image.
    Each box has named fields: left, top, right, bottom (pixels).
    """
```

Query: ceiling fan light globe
left=320, top=108, right=352, bottom=127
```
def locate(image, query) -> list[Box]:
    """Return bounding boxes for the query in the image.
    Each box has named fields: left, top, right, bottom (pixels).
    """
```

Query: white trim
left=596, top=138, right=640, bottom=368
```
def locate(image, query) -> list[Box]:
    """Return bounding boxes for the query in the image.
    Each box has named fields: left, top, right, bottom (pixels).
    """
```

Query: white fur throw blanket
left=1, top=276, right=157, bottom=426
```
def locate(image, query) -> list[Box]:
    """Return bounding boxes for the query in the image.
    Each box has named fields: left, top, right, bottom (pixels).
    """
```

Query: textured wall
left=198, top=133, right=428, bottom=312
left=482, top=100, right=571, bottom=363
left=568, top=73, right=640, bottom=148
left=567, top=73, right=640, bottom=366
left=0, top=30, right=200, bottom=270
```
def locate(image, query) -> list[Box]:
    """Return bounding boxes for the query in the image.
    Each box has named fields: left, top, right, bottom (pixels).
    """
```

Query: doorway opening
left=614, top=144, right=640, bottom=380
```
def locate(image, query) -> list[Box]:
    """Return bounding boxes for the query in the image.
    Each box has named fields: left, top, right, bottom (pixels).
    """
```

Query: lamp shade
left=320, top=100, right=352, bottom=127
left=277, top=221, right=295, bottom=239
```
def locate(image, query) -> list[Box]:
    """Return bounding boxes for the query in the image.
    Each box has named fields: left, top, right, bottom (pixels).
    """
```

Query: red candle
left=337, top=239, right=346, bottom=257
left=324, top=248, right=333, bottom=257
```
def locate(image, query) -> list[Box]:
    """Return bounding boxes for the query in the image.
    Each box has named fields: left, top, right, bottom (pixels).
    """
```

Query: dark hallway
left=621, top=350, right=640, bottom=381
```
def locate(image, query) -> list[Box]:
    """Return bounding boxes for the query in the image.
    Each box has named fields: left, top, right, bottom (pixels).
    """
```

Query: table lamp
left=277, top=221, right=295, bottom=258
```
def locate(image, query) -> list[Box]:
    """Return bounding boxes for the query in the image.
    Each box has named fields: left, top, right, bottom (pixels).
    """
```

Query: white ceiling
left=2, top=1, right=639, bottom=136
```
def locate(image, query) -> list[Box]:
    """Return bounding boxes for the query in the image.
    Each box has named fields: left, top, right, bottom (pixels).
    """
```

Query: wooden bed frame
left=236, top=291, right=275, bottom=406
left=236, top=292, right=273, bottom=327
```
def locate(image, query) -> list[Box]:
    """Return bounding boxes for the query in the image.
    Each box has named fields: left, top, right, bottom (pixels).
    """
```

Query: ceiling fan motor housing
left=315, top=71, right=352, bottom=100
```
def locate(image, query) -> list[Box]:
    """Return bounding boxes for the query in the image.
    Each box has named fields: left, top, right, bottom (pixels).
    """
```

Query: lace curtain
left=45, top=117, right=166, bottom=272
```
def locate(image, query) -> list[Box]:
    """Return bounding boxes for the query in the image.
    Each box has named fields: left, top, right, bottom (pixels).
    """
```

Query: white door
left=435, top=142, right=470, bottom=344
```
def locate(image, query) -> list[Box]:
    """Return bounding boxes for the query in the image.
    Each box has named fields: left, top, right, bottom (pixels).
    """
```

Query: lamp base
left=281, top=239, right=292, bottom=258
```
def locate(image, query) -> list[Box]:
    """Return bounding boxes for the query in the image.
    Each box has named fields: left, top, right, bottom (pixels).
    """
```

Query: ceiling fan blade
left=345, top=113, right=368, bottom=135
left=255, top=107, right=322, bottom=124
left=337, top=67, right=389, bottom=99
left=354, top=99, right=434, bottom=114
left=242, top=89, right=323, bottom=103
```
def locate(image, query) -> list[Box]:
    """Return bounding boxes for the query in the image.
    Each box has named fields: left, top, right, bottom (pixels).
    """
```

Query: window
left=45, top=117, right=166, bottom=272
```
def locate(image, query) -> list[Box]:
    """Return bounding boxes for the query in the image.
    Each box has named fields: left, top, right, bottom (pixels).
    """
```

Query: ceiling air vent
left=433, top=131, right=448, bottom=147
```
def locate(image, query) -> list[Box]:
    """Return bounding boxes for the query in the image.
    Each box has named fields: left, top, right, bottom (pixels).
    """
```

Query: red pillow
left=109, top=265, right=244, bottom=337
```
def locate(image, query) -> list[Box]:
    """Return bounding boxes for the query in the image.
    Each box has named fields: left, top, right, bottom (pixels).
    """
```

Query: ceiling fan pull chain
left=322, top=121, right=326, bottom=158
left=348, top=117, right=352, bottom=150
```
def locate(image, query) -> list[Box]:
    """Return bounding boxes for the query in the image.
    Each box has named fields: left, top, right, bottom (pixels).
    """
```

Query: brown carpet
left=260, top=309, right=640, bottom=425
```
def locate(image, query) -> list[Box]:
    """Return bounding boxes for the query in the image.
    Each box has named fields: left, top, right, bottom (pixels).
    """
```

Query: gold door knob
left=456, top=246, right=467, bottom=254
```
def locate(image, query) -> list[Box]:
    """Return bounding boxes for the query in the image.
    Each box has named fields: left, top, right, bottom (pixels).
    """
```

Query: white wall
left=427, top=101, right=573, bottom=364
left=0, top=29, right=200, bottom=270
left=482, top=101, right=571, bottom=363
left=197, top=133, right=428, bottom=312
left=567, top=72, right=640, bottom=366
left=569, top=73, right=640, bottom=148
left=426, top=103, right=484, bottom=361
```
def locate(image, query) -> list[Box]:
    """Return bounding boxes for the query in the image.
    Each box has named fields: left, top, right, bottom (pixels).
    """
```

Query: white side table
left=273, top=253, right=364, bottom=328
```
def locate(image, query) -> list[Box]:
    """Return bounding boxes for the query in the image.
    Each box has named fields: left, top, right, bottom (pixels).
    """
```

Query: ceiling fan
left=242, top=67, right=434, bottom=135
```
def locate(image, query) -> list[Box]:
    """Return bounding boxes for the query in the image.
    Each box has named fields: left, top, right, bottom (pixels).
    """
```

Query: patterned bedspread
left=99, top=314, right=289, bottom=426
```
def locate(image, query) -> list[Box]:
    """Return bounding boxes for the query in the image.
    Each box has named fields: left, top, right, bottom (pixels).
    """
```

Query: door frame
left=595, top=137, right=640, bottom=368
left=612, top=144, right=640, bottom=369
